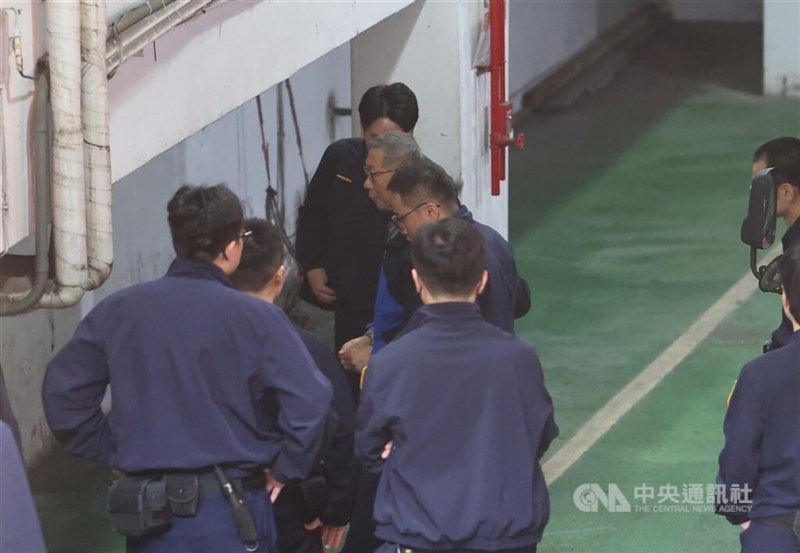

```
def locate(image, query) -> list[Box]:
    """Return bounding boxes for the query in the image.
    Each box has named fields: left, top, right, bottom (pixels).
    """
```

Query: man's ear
left=780, top=182, right=797, bottom=202
left=411, top=268, right=423, bottom=296
left=476, top=270, right=489, bottom=296
left=221, top=239, right=238, bottom=261
left=273, top=264, right=286, bottom=288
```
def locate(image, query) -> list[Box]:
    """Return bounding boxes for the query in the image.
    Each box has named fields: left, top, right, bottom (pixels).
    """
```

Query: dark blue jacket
left=356, top=303, right=558, bottom=550
left=769, top=221, right=800, bottom=350
left=373, top=206, right=532, bottom=352
left=42, top=258, right=332, bottom=483
left=458, top=206, right=532, bottom=332
left=295, top=138, right=391, bottom=313
left=716, top=331, right=800, bottom=524
left=0, top=422, right=46, bottom=553
left=296, top=329, right=359, bottom=526
left=395, top=206, right=532, bottom=336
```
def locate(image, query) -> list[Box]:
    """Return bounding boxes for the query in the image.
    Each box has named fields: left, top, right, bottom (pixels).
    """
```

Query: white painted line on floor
left=543, top=247, right=781, bottom=485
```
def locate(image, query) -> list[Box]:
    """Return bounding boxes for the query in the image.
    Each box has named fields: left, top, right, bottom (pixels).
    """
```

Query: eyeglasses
left=391, top=202, right=440, bottom=227
left=238, top=230, right=253, bottom=241
left=363, top=166, right=395, bottom=181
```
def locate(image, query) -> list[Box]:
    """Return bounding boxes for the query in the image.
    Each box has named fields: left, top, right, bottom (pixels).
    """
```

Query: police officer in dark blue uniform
left=716, top=244, right=800, bottom=552
left=753, top=137, right=800, bottom=351
left=231, top=218, right=359, bottom=553
left=42, top=185, right=333, bottom=553
left=295, top=83, right=419, bottom=365
left=1, top=421, right=47, bottom=553
left=357, top=218, right=557, bottom=553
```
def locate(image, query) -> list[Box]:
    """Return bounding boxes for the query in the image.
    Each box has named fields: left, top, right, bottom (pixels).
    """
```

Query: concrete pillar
left=351, top=0, right=509, bottom=237
left=764, top=0, right=800, bottom=98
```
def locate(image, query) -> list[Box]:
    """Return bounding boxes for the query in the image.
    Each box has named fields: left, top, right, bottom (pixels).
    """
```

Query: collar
left=166, top=256, right=234, bottom=288
left=782, top=216, right=800, bottom=250
left=402, top=302, right=483, bottom=334
left=454, top=204, right=474, bottom=223
left=787, top=330, right=800, bottom=346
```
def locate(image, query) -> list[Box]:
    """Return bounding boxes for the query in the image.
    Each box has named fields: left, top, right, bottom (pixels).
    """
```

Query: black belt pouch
left=165, top=474, right=202, bottom=517
left=107, top=477, right=172, bottom=537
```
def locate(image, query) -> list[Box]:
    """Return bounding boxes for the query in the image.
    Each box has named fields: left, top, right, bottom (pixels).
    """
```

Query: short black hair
left=411, top=218, right=486, bottom=297
left=388, top=156, right=459, bottom=209
left=230, top=218, right=284, bottom=293
left=781, top=244, right=800, bottom=323
left=753, top=137, right=800, bottom=189
left=358, top=83, right=419, bottom=132
left=167, top=184, right=243, bottom=262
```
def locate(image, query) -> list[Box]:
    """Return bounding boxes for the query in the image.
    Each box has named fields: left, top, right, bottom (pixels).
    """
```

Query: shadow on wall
left=509, top=21, right=763, bottom=241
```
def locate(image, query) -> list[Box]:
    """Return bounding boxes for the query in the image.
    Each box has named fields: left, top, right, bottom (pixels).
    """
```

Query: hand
left=304, top=519, right=348, bottom=549
left=381, top=440, right=393, bottom=460
left=338, top=336, right=372, bottom=372
left=264, top=469, right=284, bottom=503
left=740, top=520, right=751, bottom=531
left=306, top=268, right=337, bottom=304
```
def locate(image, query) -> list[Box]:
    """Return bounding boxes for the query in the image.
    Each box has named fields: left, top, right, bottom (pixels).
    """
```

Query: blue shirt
left=716, top=331, right=800, bottom=524
left=42, top=257, right=332, bottom=483
left=356, top=302, right=558, bottom=550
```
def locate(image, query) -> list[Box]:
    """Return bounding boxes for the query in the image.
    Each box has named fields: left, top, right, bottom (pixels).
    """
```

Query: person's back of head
left=167, top=184, right=243, bottom=263
left=753, top=136, right=800, bottom=188
left=230, top=218, right=285, bottom=294
left=411, top=218, right=486, bottom=300
left=367, top=131, right=422, bottom=168
left=358, top=83, right=419, bottom=133
left=389, top=156, right=459, bottom=212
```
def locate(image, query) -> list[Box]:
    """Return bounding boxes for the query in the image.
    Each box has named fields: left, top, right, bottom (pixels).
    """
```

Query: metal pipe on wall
left=106, top=0, right=215, bottom=77
left=81, top=0, right=112, bottom=290
left=38, top=0, right=87, bottom=309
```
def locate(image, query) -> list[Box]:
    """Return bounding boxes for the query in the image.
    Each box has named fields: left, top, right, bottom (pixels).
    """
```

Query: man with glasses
left=388, top=156, right=531, bottom=334
left=295, top=84, right=419, bottom=389
left=337, top=131, right=423, bottom=372
left=42, top=184, right=333, bottom=553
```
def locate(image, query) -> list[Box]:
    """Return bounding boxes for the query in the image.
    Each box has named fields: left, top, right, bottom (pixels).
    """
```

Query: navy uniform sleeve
left=298, top=331, right=358, bottom=526
left=0, top=422, right=47, bottom=553
left=261, top=313, right=334, bottom=484
left=528, top=350, right=558, bottom=458
left=41, top=309, right=116, bottom=468
left=295, top=145, right=337, bottom=271
left=715, top=364, right=763, bottom=525
left=354, top=363, right=393, bottom=471
left=514, top=275, right=532, bottom=319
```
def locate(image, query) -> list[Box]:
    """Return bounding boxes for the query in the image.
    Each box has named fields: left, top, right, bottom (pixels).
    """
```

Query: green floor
left=509, top=22, right=800, bottom=553
left=29, top=21, right=800, bottom=553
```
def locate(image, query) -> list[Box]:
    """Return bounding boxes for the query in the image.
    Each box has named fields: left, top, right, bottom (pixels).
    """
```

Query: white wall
left=0, top=0, right=412, bottom=254
left=508, top=0, right=642, bottom=108
left=764, top=0, right=800, bottom=98
left=1, top=41, right=352, bottom=464
left=352, top=1, right=504, bottom=235
left=671, top=0, right=762, bottom=22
